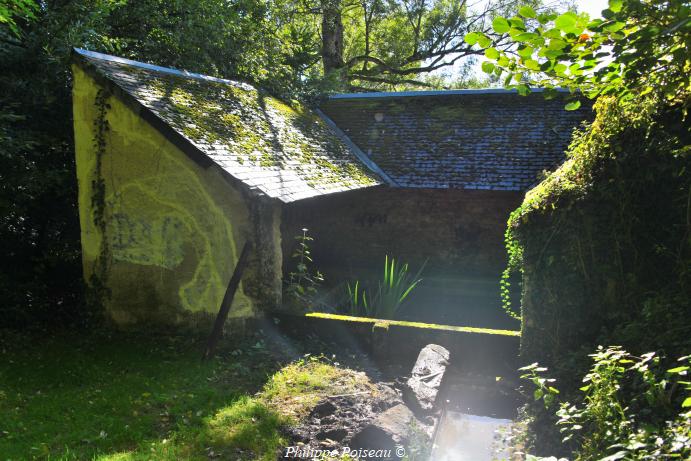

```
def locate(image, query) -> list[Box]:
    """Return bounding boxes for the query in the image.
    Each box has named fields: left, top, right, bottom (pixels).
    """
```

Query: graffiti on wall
left=103, top=173, right=241, bottom=314
left=354, top=212, right=388, bottom=227
left=109, top=212, right=187, bottom=269
left=74, top=66, right=254, bottom=322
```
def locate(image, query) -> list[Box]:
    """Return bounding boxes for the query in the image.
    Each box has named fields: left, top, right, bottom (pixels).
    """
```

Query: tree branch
left=349, top=74, right=432, bottom=87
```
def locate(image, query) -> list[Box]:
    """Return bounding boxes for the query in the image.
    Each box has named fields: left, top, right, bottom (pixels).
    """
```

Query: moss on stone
left=99, top=62, right=378, bottom=191
left=507, top=95, right=691, bottom=366
left=306, top=312, right=521, bottom=337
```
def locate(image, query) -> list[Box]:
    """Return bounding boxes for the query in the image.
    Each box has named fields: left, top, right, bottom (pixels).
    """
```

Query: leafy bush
left=284, top=228, right=324, bottom=310
left=521, top=346, right=691, bottom=460
left=478, top=1, right=690, bottom=457
left=345, top=255, right=424, bottom=319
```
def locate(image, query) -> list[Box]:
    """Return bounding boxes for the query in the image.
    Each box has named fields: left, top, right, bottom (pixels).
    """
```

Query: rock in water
left=404, top=344, right=450, bottom=415
left=350, top=404, right=425, bottom=459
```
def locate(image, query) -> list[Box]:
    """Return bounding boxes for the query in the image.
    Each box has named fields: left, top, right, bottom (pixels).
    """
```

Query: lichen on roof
left=77, top=50, right=380, bottom=202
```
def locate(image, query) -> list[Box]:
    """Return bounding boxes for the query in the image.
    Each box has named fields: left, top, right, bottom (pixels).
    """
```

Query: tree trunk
left=321, top=0, right=345, bottom=76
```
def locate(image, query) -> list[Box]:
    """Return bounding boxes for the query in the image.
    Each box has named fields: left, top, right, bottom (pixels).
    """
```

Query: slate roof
left=73, top=49, right=381, bottom=203
left=320, top=90, right=592, bottom=190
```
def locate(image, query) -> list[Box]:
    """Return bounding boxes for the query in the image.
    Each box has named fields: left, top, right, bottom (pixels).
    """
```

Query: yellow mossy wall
left=72, top=65, right=256, bottom=326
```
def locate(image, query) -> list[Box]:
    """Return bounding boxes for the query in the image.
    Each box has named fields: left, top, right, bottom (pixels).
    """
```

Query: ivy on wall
left=499, top=92, right=690, bottom=458
left=505, top=94, right=690, bottom=372
left=85, top=88, right=112, bottom=313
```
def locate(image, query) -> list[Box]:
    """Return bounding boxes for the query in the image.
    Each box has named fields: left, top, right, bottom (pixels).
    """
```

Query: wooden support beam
left=202, top=241, right=251, bottom=361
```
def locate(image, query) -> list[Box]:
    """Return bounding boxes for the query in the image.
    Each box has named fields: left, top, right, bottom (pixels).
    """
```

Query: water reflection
left=431, top=411, right=513, bottom=461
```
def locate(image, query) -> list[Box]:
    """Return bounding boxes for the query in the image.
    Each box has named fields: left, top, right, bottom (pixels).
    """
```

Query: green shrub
left=521, top=346, right=691, bottom=460
left=284, top=228, right=324, bottom=311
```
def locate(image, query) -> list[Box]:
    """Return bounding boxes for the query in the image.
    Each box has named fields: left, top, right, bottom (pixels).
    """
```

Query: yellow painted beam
left=305, top=312, right=521, bottom=337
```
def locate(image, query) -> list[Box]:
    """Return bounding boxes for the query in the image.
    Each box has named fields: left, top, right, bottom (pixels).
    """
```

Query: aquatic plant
left=346, top=255, right=425, bottom=319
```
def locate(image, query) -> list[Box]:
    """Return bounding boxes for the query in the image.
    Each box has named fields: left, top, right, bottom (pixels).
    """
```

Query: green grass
left=0, top=330, right=371, bottom=460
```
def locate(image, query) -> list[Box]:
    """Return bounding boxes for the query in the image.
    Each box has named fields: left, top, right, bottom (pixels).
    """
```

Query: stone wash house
left=71, top=48, right=590, bottom=328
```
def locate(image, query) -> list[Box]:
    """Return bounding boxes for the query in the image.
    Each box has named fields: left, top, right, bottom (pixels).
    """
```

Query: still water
left=431, top=367, right=519, bottom=461
left=431, top=411, right=513, bottom=461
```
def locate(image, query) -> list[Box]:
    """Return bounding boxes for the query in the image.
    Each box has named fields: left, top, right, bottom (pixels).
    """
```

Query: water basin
left=431, top=411, right=513, bottom=461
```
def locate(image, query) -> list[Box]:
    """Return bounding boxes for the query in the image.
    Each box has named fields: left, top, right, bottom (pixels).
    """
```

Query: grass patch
left=262, top=358, right=374, bottom=420
left=0, top=330, right=373, bottom=460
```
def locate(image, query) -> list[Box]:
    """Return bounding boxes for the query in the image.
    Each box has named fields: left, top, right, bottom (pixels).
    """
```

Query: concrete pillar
left=244, top=196, right=283, bottom=311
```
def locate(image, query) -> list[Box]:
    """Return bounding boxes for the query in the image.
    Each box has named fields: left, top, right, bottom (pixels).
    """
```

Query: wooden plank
left=305, top=312, right=521, bottom=336
left=202, top=241, right=251, bottom=361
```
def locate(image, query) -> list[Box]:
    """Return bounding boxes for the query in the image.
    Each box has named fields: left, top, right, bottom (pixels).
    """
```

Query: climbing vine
left=92, top=89, right=109, bottom=228
left=85, top=88, right=112, bottom=312
left=500, top=91, right=690, bottom=458
left=505, top=93, right=690, bottom=360
left=500, top=222, right=523, bottom=321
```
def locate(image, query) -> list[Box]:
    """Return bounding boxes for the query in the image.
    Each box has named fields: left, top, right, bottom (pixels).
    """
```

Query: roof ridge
left=314, top=109, right=397, bottom=187
left=73, top=48, right=253, bottom=90
left=329, top=87, right=572, bottom=99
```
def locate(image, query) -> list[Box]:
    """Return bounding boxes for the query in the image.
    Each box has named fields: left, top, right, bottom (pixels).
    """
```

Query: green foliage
left=285, top=228, right=324, bottom=310
left=467, top=0, right=690, bottom=105
left=505, top=93, right=690, bottom=358
left=520, top=362, right=560, bottom=409
left=521, top=347, right=691, bottom=461
left=0, top=0, right=574, bottom=328
left=0, top=0, right=320, bottom=327
left=84, top=88, right=113, bottom=315
left=0, top=0, right=36, bottom=37
left=0, top=62, right=84, bottom=325
left=503, top=93, right=689, bottom=455
left=500, top=222, right=523, bottom=321
left=346, top=255, right=424, bottom=319
left=294, top=0, right=562, bottom=90
left=346, top=279, right=369, bottom=315
left=0, top=0, right=563, bottom=328
left=477, top=1, right=690, bottom=457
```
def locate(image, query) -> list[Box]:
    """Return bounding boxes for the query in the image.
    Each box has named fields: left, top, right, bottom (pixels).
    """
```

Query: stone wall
left=73, top=65, right=281, bottom=327
left=512, top=97, right=691, bottom=371
left=282, top=187, right=523, bottom=328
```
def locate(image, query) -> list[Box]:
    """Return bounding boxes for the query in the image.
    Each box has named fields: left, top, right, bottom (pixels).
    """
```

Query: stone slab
left=404, top=344, right=450, bottom=415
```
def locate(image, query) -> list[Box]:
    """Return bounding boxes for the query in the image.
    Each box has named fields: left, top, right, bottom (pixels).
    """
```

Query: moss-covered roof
left=74, top=49, right=381, bottom=202
left=321, top=92, right=593, bottom=191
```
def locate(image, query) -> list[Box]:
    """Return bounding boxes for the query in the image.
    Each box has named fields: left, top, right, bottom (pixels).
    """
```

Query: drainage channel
left=430, top=369, right=520, bottom=460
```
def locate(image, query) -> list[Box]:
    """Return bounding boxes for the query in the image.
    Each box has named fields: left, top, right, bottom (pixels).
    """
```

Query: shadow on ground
left=0, top=326, right=380, bottom=461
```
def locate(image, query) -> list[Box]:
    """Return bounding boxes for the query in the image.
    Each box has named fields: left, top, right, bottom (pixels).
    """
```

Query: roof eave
left=328, top=87, right=574, bottom=100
